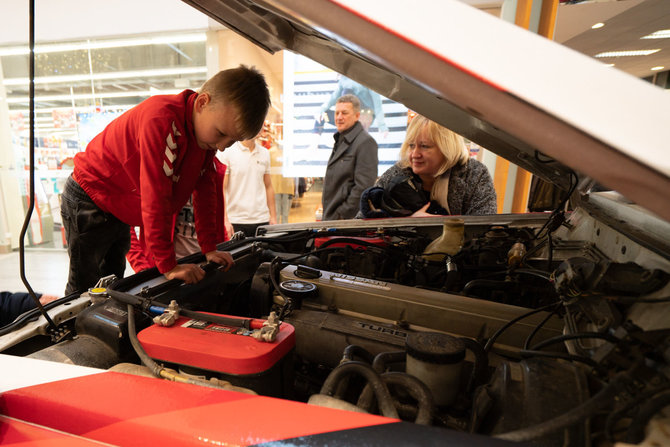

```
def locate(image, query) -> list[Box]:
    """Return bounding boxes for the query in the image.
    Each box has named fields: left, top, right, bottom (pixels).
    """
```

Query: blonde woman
left=361, top=115, right=496, bottom=217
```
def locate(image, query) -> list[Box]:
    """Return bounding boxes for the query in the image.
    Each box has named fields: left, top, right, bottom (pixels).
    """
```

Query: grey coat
left=322, top=121, right=378, bottom=220
left=372, top=159, right=497, bottom=215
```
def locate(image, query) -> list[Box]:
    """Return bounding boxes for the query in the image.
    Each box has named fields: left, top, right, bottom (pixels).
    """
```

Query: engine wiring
left=483, top=302, right=560, bottom=353
left=523, top=302, right=562, bottom=350
left=528, top=331, right=621, bottom=352
left=531, top=170, right=578, bottom=242
left=517, top=349, right=603, bottom=371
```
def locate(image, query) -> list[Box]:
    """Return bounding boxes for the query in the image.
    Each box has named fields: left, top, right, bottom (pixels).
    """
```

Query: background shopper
left=321, top=94, right=378, bottom=221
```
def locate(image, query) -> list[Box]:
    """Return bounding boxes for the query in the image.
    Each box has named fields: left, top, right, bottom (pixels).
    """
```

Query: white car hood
left=184, top=0, right=670, bottom=221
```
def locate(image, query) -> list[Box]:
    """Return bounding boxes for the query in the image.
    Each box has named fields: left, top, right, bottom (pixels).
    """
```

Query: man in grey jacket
left=322, top=94, right=378, bottom=220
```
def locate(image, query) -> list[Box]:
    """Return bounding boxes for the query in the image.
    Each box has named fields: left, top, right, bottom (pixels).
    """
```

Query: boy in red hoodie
left=61, top=65, right=270, bottom=295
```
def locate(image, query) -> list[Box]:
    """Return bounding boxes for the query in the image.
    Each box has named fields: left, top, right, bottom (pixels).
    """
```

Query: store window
left=0, top=31, right=207, bottom=249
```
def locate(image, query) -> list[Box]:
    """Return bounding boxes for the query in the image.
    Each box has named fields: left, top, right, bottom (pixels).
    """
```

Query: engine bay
left=3, top=204, right=670, bottom=446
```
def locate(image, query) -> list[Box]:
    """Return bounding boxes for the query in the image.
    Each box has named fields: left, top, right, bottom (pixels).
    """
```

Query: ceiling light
left=2, top=66, right=207, bottom=86
left=641, top=30, right=670, bottom=40
left=651, top=66, right=665, bottom=71
left=6, top=89, right=183, bottom=104
left=591, top=23, right=605, bottom=29
left=595, top=49, right=660, bottom=58
left=0, top=33, right=206, bottom=57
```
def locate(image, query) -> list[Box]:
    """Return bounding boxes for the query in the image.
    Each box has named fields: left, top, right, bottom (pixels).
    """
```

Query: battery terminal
left=153, top=300, right=180, bottom=327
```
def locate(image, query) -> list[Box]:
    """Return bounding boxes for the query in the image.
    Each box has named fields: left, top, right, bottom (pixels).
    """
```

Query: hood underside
left=183, top=0, right=670, bottom=222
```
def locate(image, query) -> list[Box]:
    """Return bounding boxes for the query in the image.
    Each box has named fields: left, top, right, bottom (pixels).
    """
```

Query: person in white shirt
left=217, top=136, right=277, bottom=237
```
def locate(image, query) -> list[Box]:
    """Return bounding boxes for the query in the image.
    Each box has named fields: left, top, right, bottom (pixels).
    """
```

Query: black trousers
left=231, top=222, right=269, bottom=238
left=60, top=175, right=130, bottom=295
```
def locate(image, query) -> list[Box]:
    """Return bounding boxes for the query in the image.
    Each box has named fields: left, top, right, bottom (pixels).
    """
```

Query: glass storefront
left=0, top=31, right=207, bottom=249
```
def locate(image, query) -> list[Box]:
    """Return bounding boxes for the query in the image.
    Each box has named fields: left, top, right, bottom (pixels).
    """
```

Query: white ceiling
left=461, top=0, right=670, bottom=81
left=2, top=0, right=668, bottom=116
left=556, top=0, right=670, bottom=80
left=2, top=0, right=668, bottom=82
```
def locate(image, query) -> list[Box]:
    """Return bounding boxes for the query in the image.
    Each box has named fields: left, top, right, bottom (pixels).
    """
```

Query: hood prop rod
left=18, top=0, right=57, bottom=332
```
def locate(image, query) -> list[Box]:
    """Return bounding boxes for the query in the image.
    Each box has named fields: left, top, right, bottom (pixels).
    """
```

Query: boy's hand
left=164, top=264, right=206, bottom=284
left=205, top=250, right=234, bottom=271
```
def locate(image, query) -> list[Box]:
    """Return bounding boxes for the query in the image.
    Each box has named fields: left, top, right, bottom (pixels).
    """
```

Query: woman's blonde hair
left=398, top=115, right=469, bottom=212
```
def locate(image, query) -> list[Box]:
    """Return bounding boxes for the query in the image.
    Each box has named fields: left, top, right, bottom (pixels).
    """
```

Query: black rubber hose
left=605, top=383, right=670, bottom=442
left=320, top=361, right=399, bottom=419
left=371, top=351, right=406, bottom=373
left=269, top=257, right=294, bottom=320
left=463, top=279, right=515, bottom=296
left=106, top=288, right=253, bottom=329
left=335, top=345, right=376, bottom=400
left=459, top=337, right=489, bottom=394
left=511, top=268, right=552, bottom=281
left=624, top=390, right=670, bottom=443
left=373, top=372, right=435, bottom=425
left=546, top=234, right=553, bottom=271
left=342, top=345, right=375, bottom=364
left=126, top=304, right=163, bottom=377
left=529, top=332, right=620, bottom=352
left=495, top=372, right=631, bottom=442
left=519, top=350, right=602, bottom=371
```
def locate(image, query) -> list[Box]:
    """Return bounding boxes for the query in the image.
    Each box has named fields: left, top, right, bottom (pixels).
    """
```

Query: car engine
left=3, top=198, right=670, bottom=446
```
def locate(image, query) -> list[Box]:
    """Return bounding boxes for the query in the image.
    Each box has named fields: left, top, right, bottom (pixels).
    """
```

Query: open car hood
left=184, top=0, right=670, bottom=221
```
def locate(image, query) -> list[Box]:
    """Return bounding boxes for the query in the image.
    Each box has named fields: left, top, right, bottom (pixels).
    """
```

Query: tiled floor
left=1, top=183, right=324, bottom=298
left=0, top=249, right=70, bottom=297
left=288, top=179, right=323, bottom=224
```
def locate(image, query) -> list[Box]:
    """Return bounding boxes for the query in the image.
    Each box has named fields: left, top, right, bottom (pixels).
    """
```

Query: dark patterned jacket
left=371, top=158, right=497, bottom=215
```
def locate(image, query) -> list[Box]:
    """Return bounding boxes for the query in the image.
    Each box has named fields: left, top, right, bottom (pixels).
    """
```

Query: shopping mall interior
left=0, top=0, right=668, bottom=296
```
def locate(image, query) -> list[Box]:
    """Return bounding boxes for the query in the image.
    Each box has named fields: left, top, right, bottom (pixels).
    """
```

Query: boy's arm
left=126, top=227, right=156, bottom=272
left=137, top=118, right=182, bottom=274
left=264, top=173, right=277, bottom=225
left=192, top=160, right=234, bottom=272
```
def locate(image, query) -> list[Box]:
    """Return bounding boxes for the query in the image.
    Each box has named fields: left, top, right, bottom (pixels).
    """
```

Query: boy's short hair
left=200, top=65, right=271, bottom=140
left=336, top=94, right=361, bottom=113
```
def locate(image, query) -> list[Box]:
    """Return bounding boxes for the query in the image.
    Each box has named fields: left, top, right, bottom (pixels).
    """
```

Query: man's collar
left=334, top=121, right=363, bottom=143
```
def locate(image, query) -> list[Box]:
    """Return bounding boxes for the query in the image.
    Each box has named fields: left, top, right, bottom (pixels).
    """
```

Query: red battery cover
left=137, top=314, right=295, bottom=376
left=313, top=236, right=387, bottom=250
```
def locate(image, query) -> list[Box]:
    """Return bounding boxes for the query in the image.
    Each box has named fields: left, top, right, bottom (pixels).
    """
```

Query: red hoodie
left=125, top=159, right=228, bottom=273
left=73, top=90, right=217, bottom=273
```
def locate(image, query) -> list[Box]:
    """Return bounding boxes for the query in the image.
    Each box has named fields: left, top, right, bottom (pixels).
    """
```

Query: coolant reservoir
left=423, top=218, right=465, bottom=261
left=406, top=332, right=465, bottom=406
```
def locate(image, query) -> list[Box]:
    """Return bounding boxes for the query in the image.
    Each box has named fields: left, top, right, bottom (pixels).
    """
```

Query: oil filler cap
left=295, top=265, right=322, bottom=279
left=279, top=280, right=317, bottom=299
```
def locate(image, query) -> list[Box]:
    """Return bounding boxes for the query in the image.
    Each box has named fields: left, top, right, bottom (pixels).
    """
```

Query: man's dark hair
left=201, top=65, right=271, bottom=139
